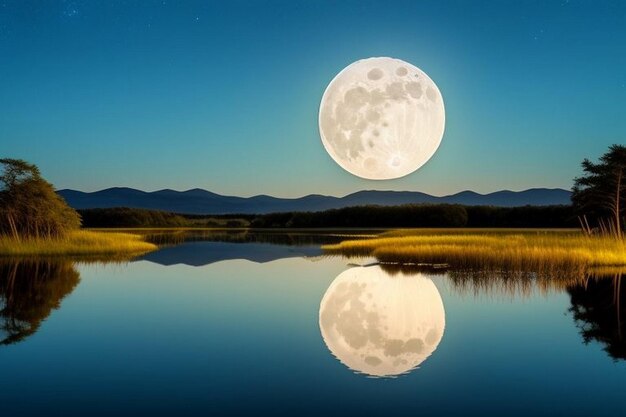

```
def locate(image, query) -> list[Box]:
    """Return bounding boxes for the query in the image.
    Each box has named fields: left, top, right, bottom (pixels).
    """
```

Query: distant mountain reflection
left=1, top=233, right=624, bottom=366
left=139, top=230, right=368, bottom=266
left=0, top=260, right=80, bottom=345
left=140, top=241, right=323, bottom=266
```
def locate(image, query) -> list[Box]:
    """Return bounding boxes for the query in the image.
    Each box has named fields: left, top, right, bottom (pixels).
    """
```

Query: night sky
left=1, top=0, right=625, bottom=197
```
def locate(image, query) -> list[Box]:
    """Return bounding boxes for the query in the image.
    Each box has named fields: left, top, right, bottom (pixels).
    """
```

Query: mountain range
left=58, top=187, right=572, bottom=215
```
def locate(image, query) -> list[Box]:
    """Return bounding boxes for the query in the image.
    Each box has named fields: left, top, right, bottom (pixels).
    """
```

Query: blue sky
left=1, top=0, right=625, bottom=197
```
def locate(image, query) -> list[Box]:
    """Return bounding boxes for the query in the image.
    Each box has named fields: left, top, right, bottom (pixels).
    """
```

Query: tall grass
left=0, top=230, right=157, bottom=257
left=323, top=229, right=626, bottom=272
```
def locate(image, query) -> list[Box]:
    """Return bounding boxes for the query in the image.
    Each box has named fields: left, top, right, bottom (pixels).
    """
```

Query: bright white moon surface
left=319, top=265, right=446, bottom=377
left=319, top=57, right=445, bottom=180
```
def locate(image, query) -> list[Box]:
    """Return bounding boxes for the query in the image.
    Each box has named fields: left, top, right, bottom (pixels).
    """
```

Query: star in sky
left=61, top=0, right=79, bottom=18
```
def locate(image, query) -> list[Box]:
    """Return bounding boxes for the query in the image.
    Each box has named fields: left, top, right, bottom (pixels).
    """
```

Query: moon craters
left=386, top=82, right=405, bottom=100
left=426, top=86, right=437, bottom=102
left=319, top=266, right=446, bottom=377
left=406, top=81, right=423, bottom=99
left=396, top=66, right=408, bottom=76
left=344, top=87, right=370, bottom=108
left=319, top=57, right=445, bottom=179
left=367, top=68, right=384, bottom=80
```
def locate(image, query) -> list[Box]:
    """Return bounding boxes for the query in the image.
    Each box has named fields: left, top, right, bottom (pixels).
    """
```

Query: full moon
left=319, top=57, right=445, bottom=180
left=319, top=265, right=446, bottom=377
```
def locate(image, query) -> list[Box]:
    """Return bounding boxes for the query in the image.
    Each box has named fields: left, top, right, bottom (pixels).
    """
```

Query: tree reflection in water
left=0, top=260, right=79, bottom=345
left=568, top=273, right=625, bottom=360
left=0, top=250, right=624, bottom=363
left=383, top=263, right=626, bottom=361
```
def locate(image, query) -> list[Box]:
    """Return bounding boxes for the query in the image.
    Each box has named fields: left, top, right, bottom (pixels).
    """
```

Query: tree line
left=249, top=204, right=576, bottom=228
left=1, top=144, right=624, bottom=238
left=79, top=207, right=251, bottom=228
left=78, top=203, right=576, bottom=229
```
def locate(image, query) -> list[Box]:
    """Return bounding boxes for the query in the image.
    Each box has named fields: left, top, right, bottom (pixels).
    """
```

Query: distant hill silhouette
left=58, top=187, right=572, bottom=215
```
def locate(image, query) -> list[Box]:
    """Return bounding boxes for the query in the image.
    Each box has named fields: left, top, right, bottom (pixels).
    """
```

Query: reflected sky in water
left=1, top=235, right=626, bottom=416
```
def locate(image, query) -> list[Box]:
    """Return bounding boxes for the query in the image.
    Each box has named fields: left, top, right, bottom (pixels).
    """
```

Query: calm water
left=1, top=232, right=625, bottom=416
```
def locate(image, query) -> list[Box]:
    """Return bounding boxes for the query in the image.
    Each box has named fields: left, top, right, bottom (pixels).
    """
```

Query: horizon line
left=57, top=186, right=572, bottom=200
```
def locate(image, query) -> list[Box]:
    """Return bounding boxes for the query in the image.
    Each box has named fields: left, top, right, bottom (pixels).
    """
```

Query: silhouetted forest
left=79, top=207, right=252, bottom=228
left=79, top=204, right=576, bottom=229
left=572, top=144, right=626, bottom=237
left=568, top=275, right=626, bottom=360
left=251, top=204, right=575, bottom=228
left=80, top=207, right=189, bottom=228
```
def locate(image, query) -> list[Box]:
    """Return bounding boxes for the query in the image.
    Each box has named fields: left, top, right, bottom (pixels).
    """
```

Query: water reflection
left=139, top=230, right=371, bottom=266
left=410, top=266, right=626, bottom=362
left=319, top=265, right=445, bottom=377
left=143, top=229, right=370, bottom=247
left=0, top=260, right=80, bottom=345
left=568, top=273, right=625, bottom=360
left=445, top=269, right=587, bottom=298
left=140, top=241, right=323, bottom=266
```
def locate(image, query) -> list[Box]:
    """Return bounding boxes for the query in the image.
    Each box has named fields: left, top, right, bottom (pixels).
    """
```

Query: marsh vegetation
left=323, top=229, right=626, bottom=272
left=0, top=159, right=156, bottom=256
left=0, top=230, right=156, bottom=257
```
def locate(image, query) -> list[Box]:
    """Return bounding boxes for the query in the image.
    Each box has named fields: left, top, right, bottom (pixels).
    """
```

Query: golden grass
left=0, top=230, right=157, bottom=257
left=322, top=229, right=626, bottom=272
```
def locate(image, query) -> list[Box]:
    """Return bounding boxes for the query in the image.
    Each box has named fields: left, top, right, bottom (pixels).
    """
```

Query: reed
left=322, top=229, right=626, bottom=271
left=0, top=230, right=157, bottom=257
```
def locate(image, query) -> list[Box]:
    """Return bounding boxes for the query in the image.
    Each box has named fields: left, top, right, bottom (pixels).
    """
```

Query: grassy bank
left=0, top=230, right=157, bottom=257
left=323, top=229, right=626, bottom=271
